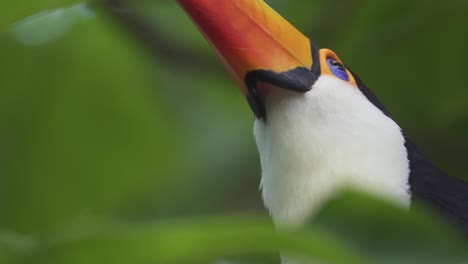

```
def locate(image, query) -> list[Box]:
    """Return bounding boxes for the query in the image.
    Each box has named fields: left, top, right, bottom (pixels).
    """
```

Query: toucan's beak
left=177, top=0, right=320, bottom=118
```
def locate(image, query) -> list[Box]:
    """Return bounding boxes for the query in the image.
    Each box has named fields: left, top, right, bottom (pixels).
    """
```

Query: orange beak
left=177, top=0, right=320, bottom=117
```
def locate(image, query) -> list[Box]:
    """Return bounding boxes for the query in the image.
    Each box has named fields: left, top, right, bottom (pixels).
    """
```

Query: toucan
left=177, top=0, right=468, bottom=236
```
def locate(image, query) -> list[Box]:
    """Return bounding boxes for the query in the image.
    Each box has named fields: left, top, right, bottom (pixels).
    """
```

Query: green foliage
left=8, top=216, right=369, bottom=264
left=0, top=0, right=82, bottom=27
left=0, top=0, right=467, bottom=263
left=313, top=191, right=468, bottom=264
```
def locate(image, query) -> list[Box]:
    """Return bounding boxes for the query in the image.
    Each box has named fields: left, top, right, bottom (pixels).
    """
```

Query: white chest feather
left=253, top=76, right=410, bottom=228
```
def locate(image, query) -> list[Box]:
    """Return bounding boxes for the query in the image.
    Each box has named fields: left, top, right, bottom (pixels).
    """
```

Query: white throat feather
left=253, top=75, right=411, bottom=228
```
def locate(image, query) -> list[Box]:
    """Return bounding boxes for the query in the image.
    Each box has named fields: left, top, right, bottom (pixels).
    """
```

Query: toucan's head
left=177, top=0, right=360, bottom=119
left=178, top=0, right=410, bottom=227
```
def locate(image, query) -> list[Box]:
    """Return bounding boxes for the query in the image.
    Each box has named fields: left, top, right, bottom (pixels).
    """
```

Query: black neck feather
left=350, top=70, right=468, bottom=237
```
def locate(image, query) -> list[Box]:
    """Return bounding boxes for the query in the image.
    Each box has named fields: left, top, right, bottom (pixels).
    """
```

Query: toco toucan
left=177, top=0, right=468, bottom=237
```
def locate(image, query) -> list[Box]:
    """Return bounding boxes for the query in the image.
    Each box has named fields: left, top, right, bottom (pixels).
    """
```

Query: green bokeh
left=0, top=0, right=467, bottom=263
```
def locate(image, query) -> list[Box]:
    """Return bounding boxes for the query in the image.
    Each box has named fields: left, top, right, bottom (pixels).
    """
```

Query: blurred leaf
left=0, top=230, right=36, bottom=263
left=12, top=3, right=94, bottom=46
left=10, top=191, right=468, bottom=264
left=313, top=190, right=468, bottom=264
left=0, top=0, right=83, bottom=27
left=19, top=216, right=369, bottom=264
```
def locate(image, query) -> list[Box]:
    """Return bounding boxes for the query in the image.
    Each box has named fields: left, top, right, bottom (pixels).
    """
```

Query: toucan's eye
left=326, top=58, right=349, bottom=82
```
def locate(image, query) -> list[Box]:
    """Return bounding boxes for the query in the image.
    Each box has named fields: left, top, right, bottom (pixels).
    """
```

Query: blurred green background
left=1, top=0, right=468, bottom=263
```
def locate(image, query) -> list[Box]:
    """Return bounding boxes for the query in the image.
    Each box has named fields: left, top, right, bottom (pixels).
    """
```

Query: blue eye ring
left=326, top=58, right=349, bottom=82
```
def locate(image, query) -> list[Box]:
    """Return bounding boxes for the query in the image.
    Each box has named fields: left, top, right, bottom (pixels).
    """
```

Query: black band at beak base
left=244, top=67, right=318, bottom=119
left=243, top=41, right=321, bottom=119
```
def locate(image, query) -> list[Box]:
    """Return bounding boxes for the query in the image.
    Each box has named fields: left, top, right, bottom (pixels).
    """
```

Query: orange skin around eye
left=319, top=49, right=357, bottom=87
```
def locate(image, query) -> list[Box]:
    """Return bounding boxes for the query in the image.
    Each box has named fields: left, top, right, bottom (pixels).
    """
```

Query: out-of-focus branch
left=99, top=0, right=219, bottom=72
